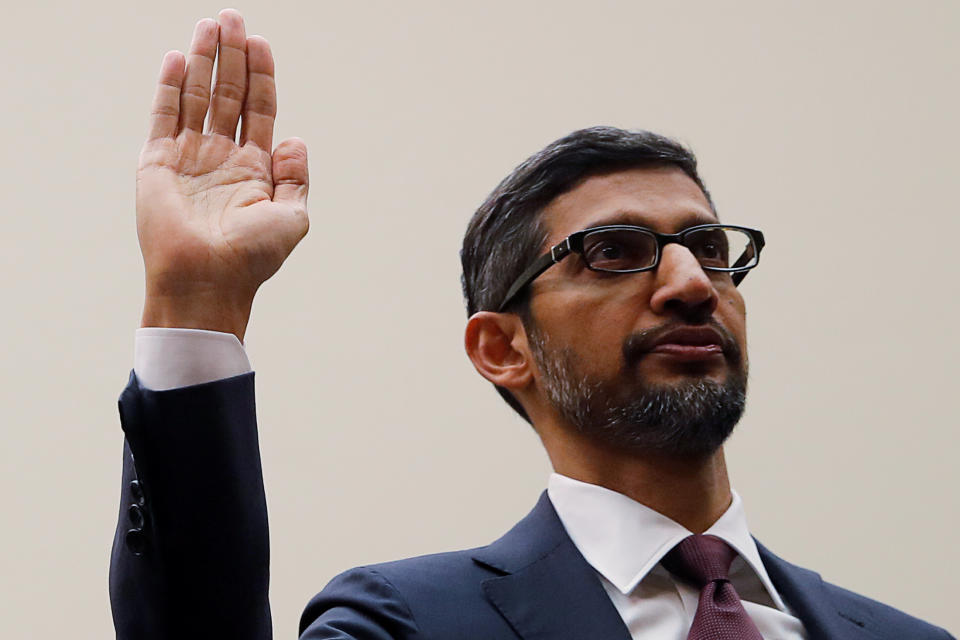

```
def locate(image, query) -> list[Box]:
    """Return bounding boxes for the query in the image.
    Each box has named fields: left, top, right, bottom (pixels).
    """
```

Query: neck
left=539, top=426, right=732, bottom=533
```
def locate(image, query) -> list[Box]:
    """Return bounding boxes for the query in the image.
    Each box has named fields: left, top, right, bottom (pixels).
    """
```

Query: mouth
left=629, top=325, right=732, bottom=364
left=649, top=342, right=724, bottom=361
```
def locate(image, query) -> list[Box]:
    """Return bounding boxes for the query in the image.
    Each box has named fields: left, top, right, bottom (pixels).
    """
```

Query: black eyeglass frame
left=496, top=223, right=766, bottom=312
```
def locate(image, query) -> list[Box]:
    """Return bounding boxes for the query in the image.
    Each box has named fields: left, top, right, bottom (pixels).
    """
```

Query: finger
left=239, top=35, right=277, bottom=150
left=178, top=18, right=219, bottom=134
left=272, top=138, right=310, bottom=222
left=147, top=51, right=186, bottom=141
left=209, top=9, right=248, bottom=139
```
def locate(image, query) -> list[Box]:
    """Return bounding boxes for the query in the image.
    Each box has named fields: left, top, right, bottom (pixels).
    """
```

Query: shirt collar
left=547, top=472, right=787, bottom=611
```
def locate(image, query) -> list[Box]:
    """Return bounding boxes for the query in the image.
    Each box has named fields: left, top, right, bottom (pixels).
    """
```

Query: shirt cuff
left=134, top=327, right=252, bottom=391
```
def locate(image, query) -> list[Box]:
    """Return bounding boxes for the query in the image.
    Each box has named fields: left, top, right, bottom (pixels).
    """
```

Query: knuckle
left=213, top=79, right=246, bottom=102
left=244, top=98, right=276, bottom=117
left=181, top=84, right=211, bottom=101
left=151, top=105, right=179, bottom=118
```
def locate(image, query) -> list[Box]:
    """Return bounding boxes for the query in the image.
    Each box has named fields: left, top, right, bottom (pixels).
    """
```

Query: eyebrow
left=583, top=209, right=720, bottom=232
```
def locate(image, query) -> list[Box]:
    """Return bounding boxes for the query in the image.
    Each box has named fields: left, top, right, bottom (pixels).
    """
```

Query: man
left=110, top=10, right=953, bottom=640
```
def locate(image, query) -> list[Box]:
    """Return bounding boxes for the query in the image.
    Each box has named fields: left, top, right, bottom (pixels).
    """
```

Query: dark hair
left=459, top=126, right=713, bottom=422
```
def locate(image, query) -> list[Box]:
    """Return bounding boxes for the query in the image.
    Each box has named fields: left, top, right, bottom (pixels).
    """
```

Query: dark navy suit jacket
left=110, top=372, right=954, bottom=639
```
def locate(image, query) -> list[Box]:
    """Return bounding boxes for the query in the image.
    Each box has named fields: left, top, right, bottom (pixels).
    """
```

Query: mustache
left=622, top=322, right=742, bottom=366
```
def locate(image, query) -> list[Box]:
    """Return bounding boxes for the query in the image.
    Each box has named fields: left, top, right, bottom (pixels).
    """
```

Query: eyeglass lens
left=581, top=227, right=756, bottom=272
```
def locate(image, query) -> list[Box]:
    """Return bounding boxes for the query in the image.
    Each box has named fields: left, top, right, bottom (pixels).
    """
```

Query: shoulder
left=299, top=494, right=568, bottom=639
left=757, top=541, right=954, bottom=640
left=818, top=579, right=954, bottom=639
left=340, top=546, right=498, bottom=604
left=299, top=548, right=505, bottom=640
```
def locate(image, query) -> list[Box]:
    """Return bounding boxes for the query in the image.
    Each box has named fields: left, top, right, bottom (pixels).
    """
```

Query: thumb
left=273, top=137, right=309, bottom=209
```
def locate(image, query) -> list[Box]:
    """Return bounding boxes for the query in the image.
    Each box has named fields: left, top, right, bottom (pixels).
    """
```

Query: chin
left=636, top=362, right=737, bottom=387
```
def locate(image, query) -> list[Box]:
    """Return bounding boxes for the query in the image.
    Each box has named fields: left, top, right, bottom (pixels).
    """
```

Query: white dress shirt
left=135, top=328, right=808, bottom=639
left=548, top=473, right=807, bottom=639
left=135, top=327, right=251, bottom=390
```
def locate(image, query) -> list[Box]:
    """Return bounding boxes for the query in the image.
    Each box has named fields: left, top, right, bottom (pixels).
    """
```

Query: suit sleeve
left=109, top=371, right=272, bottom=639
left=299, top=568, right=419, bottom=639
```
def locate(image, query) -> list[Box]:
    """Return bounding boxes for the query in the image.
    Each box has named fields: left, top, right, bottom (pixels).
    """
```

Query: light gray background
left=1, top=1, right=957, bottom=637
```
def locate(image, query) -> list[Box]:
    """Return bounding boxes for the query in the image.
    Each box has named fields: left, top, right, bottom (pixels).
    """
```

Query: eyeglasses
left=497, top=223, right=765, bottom=312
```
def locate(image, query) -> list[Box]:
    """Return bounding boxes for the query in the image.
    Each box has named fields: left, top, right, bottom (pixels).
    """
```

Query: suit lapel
left=757, top=541, right=877, bottom=640
left=473, top=492, right=632, bottom=640
left=474, top=495, right=887, bottom=640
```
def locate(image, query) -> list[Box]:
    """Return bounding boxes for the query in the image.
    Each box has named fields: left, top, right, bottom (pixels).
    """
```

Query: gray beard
left=529, top=331, right=747, bottom=457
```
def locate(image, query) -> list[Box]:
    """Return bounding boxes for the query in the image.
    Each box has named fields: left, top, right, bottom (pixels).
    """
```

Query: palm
left=139, top=134, right=294, bottom=290
left=138, top=11, right=308, bottom=337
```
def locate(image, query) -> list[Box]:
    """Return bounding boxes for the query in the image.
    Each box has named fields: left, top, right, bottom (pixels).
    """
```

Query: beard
left=527, top=325, right=747, bottom=457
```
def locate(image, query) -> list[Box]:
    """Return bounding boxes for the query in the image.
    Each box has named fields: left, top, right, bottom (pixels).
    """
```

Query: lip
left=649, top=343, right=724, bottom=361
left=646, top=327, right=726, bottom=361
left=623, top=323, right=739, bottom=367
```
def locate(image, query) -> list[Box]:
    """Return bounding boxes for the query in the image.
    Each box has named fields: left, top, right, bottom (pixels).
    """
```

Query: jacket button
left=125, top=529, right=146, bottom=557
left=129, top=480, right=145, bottom=506
left=128, top=504, right=146, bottom=529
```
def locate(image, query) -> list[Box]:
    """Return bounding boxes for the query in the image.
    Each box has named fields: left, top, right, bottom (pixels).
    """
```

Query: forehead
left=539, top=166, right=717, bottom=244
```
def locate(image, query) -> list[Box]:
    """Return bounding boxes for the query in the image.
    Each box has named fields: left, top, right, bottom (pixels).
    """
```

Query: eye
left=581, top=229, right=657, bottom=271
left=686, top=229, right=731, bottom=267
left=699, top=240, right=723, bottom=259
left=599, top=243, right=625, bottom=260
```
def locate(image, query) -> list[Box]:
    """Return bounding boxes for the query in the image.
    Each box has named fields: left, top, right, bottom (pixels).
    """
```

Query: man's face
left=524, top=166, right=749, bottom=455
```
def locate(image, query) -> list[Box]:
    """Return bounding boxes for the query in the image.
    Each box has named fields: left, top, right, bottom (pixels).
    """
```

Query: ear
left=464, top=311, right=533, bottom=392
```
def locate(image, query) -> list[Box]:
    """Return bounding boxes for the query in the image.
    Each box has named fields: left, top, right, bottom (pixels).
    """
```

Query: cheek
left=721, top=293, right=748, bottom=352
left=723, top=294, right=746, bottom=320
left=582, top=296, right=649, bottom=361
left=541, top=300, right=636, bottom=368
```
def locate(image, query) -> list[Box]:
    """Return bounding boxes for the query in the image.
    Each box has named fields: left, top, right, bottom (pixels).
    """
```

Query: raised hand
left=137, top=10, right=309, bottom=341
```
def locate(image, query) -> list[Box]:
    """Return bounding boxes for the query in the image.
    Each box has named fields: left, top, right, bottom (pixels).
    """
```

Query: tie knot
left=662, top=534, right=738, bottom=587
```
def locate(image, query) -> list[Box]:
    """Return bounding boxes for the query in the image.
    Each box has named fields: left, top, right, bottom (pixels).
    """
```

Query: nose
left=649, top=243, right=719, bottom=321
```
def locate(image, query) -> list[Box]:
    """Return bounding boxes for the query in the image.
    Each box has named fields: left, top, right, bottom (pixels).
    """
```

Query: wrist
left=141, top=288, right=254, bottom=342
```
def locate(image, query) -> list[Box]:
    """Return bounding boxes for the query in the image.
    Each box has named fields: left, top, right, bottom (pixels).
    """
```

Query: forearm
left=109, top=371, right=271, bottom=639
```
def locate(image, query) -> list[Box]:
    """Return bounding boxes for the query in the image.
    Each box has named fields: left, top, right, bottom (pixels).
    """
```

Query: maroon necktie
left=661, top=534, right=764, bottom=640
